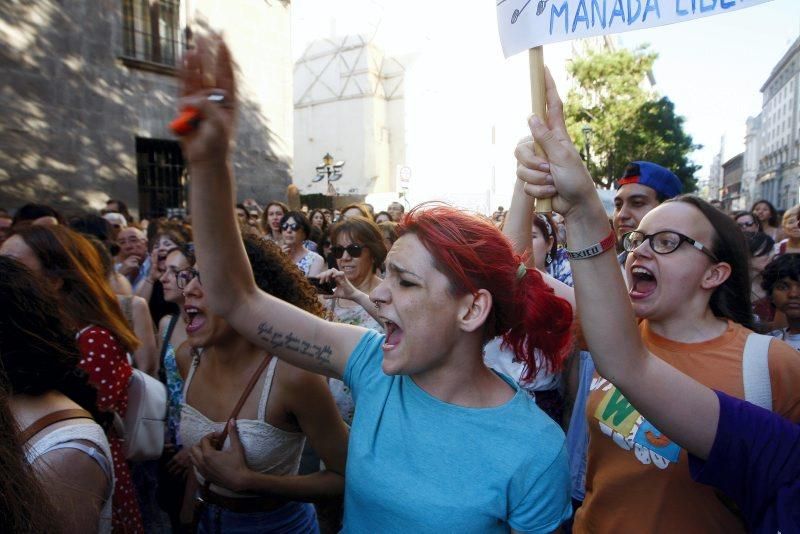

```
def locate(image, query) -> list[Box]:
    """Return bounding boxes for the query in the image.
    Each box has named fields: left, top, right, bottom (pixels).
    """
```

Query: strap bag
left=192, top=353, right=272, bottom=530
left=22, top=408, right=94, bottom=444
left=114, top=368, right=168, bottom=461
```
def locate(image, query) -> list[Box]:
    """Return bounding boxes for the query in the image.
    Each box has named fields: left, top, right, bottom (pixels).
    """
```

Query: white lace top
left=25, top=421, right=114, bottom=534
left=180, top=355, right=306, bottom=498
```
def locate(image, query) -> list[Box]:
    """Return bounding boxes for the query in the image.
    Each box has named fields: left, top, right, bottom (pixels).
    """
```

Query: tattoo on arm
left=257, top=322, right=332, bottom=367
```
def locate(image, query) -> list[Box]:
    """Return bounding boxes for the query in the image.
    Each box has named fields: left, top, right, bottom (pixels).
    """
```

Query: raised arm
left=177, top=36, right=364, bottom=379
left=514, top=68, right=719, bottom=459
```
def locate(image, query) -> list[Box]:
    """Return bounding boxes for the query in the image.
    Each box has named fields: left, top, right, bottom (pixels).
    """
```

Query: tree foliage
left=564, top=45, right=700, bottom=192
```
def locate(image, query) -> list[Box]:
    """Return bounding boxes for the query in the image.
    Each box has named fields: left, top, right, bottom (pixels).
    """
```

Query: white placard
left=497, top=0, right=775, bottom=57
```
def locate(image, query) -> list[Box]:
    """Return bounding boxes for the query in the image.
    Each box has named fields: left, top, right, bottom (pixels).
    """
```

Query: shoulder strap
left=21, top=409, right=94, bottom=445
left=743, top=333, right=773, bottom=411
left=213, top=355, right=272, bottom=451
left=159, top=314, right=180, bottom=366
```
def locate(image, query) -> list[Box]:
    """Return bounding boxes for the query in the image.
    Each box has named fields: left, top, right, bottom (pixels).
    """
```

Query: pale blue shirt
left=342, top=331, right=571, bottom=533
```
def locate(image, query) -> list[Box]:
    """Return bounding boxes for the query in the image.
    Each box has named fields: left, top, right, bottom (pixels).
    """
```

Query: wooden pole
left=529, top=46, right=551, bottom=213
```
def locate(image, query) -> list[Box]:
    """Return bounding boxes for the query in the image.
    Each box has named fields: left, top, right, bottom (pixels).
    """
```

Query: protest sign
left=497, top=0, right=775, bottom=57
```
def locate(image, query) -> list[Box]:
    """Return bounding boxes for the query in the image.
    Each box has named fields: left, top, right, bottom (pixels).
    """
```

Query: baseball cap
left=615, top=161, right=682, bottom=200
left=103, top=212, right=127, bottom=229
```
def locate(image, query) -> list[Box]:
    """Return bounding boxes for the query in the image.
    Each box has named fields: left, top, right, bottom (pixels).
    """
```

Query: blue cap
left=615, top=161, right=682, bottom=199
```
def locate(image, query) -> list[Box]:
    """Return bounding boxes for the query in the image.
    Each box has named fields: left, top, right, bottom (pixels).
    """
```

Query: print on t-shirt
left=591, top=377, right=681, bottom=469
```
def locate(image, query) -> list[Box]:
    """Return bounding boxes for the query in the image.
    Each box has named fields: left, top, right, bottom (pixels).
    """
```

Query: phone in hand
left=308, top=277, right=335, bottom=295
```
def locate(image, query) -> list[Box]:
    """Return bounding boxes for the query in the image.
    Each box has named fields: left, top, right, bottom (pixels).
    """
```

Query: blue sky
left=617, top=0, right=800, bottom=174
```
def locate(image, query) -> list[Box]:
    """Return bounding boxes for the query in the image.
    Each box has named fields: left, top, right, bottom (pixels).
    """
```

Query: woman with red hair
left=176, top=36, right=573, bottom=532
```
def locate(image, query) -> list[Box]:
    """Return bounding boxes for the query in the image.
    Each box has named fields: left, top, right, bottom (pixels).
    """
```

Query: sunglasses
left=332, top=244, right=364, bottom=259
left=737, top=221, right=756, bottom=228
left=623, top=230, right=718, bottom=262
left=175, top=267, right=201, bottom=289
left=281, top=222, right=301, bottom=231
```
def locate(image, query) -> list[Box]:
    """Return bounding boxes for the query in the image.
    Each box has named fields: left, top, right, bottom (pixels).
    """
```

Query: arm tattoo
left=257, top=322, right=333, bottom=367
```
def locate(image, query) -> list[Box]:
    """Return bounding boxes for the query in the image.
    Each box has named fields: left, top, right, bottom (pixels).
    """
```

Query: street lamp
left=582, top=124, right=593, bottom=166
left=313, top=152, right=345, bottom=196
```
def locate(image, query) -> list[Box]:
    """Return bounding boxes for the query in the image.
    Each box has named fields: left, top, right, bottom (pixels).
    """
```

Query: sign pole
left=529, top=46, right=551, bottom=213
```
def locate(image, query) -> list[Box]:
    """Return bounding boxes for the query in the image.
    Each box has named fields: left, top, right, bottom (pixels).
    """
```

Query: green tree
left=564, top=45, right=700, bottom=193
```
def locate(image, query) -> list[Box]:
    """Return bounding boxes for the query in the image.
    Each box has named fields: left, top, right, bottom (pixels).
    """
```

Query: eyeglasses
left=281, top=222, right=300, bottom=231
left=175, top=267, right=201, bottom=289
left=332, top=244, right=364, bottom=259
left=623, top=230, right=718, bottom=262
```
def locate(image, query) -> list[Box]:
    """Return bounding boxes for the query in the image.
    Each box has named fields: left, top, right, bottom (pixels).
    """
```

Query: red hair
left=398, top=204, right=573, bottom=379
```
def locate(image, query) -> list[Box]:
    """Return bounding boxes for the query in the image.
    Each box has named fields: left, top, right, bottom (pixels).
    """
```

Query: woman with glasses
left=176, top=236, right=348, bottom=532
left=732, top=210, right=761, bottom=236
left=154, top=243, right=196, bottom=529
left=514, top=72, right=800, bottom=533
left=279, top=211, right=325, bottom=278
left=316, top=216, right=387, bottom=426
left=177, top=37, right=573, bottom=533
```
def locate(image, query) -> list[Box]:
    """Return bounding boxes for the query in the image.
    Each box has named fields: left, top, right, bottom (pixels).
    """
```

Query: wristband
left=566, top=231, right=616, bottom=260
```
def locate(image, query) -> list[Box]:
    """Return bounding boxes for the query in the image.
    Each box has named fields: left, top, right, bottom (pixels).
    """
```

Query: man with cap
left=613, top=161, right=682, bottom=264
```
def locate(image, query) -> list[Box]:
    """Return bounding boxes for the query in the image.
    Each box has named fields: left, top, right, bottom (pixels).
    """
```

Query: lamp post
left=582, top=124, right=593, bottom=166
left=313, top=152, right=345, bottom=196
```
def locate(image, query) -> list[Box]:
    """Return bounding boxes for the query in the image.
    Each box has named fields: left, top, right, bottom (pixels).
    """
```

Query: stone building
left=721, top=153, right=744, bottom=212
left=1, top=0, right=293, bottom=220
left=755, top=36, right=800, bottom=210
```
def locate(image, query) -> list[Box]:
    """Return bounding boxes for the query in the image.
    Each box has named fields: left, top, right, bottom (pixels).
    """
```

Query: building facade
left=755, top=37, right=800, bottom=210
left=1, top=0, right=293, bottom=219
left=721, top=153, right=744, bottom=211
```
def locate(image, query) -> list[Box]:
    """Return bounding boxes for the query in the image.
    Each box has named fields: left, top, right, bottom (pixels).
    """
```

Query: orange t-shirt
left=573, top=320, right=800, bottom=533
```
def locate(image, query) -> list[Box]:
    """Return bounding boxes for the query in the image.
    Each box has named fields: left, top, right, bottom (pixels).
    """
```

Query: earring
left=545, top=252, right=553, bottom=265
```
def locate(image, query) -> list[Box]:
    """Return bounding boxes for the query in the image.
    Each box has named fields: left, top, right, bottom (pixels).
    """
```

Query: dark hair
left=330, top=216, right=388, bottom=272
left=751, top=199, right=779, bottom=227
left=12, top=225, right=139, bottom=352
left=761, top=254, right=800, bottom=295
left=532, top=212, right=558, bottom=265
left=242, top=236, right=325, bottom=318
left=12, top=203, right=66, bottom=227
left=0, top=378, right=60, bottom=533
left=69, top=214, right=113, bottom=244
left=261, top=201, right=289, bottom=235
left=167, top=241, right=196, bottom=267
left=668, top=195, right=754, bottom=329
left=374, top=211, right=392, bottom=223
left=308, top=209, right=329, bottom=233
left=398, top=204, right=573, bottom=380
left=0, top=257, right=108, bottom=427
left=147, top=220, right=192, bottom=248
left=747, top=232, right=775, bottom=258
left=732, top=210, right=762, bottom=232
left=280, top=211, right=311, bottom=240
left=105, top=199, right=133, bottom=223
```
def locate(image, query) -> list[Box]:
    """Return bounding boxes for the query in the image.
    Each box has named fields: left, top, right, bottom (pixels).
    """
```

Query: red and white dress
left=77, top=325, right=143, bottom=534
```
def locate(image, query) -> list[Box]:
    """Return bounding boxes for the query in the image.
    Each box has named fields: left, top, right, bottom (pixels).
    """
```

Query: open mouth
left=184, top=305, right=207, bottom=334
left=629, top=265, right=657, bottom=299
left=381, top=318, right=404, bottom=351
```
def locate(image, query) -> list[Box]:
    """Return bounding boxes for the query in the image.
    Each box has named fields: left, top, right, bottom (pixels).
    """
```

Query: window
left=122, top=0, right=182, bottom=67
left=136, top=138, right=186, bottom=219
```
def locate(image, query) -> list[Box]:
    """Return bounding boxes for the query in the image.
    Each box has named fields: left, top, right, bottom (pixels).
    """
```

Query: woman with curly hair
left=177, top=235, right=348, bottom=532
left=1, top=225, right=143, bottom=533
left=0, top=256, right=114, bottom=532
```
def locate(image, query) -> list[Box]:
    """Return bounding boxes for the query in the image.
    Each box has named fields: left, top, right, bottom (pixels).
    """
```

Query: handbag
left=114, top=368, right=168, bottom=461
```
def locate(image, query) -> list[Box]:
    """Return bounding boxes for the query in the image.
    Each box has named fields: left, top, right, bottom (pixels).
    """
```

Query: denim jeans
left=197, top=501, right=320, bottom=534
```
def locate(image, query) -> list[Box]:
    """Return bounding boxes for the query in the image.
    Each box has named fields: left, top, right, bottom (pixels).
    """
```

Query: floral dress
left=325, top=300, right=384, bottom=425
left=77, top=326, right=143, bottom=534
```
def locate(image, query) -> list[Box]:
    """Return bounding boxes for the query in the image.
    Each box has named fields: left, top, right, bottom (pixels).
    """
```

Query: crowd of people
left=0, top=36, right=797, bottom=533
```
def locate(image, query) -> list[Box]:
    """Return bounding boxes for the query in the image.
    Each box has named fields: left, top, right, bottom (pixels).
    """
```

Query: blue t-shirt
left=342, top=330, right=571, bottom=533
left=689, top=391, right=800, bottom=534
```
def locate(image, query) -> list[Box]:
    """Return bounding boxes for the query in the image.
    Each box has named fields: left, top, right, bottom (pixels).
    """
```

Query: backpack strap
left=158, top=314, right=180, bottom=384
left=742, top=333, right=773, bottom=411
left=20, top=409, right=94, bottom=444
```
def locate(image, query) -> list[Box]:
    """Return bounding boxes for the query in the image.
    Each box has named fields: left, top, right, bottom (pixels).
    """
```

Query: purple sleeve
left=688, top=390, right=800, bottom=529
